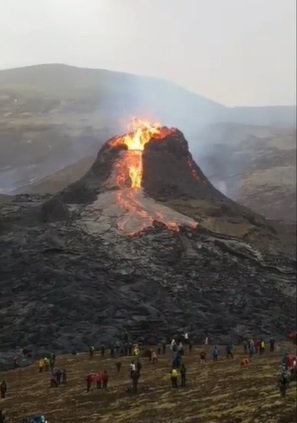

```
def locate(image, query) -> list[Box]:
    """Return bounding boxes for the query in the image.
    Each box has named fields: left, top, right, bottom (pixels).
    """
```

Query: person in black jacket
left=180, top=364, right=187, bottom=387
left=0, top=381, right=7, bottom=399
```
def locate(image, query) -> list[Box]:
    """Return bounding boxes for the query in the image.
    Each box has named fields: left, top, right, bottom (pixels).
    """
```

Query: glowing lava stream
left=106, top=119, right=198, bottom=235
left=110, top=119, right=162, bottom=189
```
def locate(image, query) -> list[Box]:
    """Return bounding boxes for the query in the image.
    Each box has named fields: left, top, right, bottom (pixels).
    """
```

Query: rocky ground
left=0, top=195, right=295, bottom=355
left=0, top=130, right=295, bottom=355
left=0, top=343, right=296, bottom=423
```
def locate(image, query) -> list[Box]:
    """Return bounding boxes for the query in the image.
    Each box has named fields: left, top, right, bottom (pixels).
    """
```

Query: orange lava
left=108, top=119, right=197, bottom=235
left=110, top=118, right=170, bottom=189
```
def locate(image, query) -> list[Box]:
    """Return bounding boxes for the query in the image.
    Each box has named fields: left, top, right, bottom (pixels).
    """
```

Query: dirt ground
left=0, top=343, right=296, bottom=423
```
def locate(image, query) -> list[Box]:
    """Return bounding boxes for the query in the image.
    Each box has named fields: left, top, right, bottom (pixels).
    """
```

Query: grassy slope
left=1, top=344, right=296, bottom=423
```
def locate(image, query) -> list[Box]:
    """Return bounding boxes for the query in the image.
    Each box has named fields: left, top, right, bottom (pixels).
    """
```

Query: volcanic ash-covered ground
left=0, top=120, right=296, bottom=355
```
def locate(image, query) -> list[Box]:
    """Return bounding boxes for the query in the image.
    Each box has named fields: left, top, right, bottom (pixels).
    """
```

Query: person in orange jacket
left=37, top=359, right=44, bottom=373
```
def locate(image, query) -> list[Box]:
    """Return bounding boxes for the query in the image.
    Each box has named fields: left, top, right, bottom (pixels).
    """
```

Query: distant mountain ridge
left=0, top=64, right=295, bottom=127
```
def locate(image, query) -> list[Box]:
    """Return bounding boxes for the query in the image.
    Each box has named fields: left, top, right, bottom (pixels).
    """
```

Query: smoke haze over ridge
left=1, top=0, right=295, bottom=106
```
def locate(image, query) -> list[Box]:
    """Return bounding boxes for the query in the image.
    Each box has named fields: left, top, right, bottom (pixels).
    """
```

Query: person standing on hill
left=131, top=370, right=140, bottom=393
left=259, top=339, right=265, bottom=355
left=180, top=364, right=187, bottom=387
left=200, top=351, right=206, bottom=363
left=212, top=346, right=219, bottom=361
left=170, top=368, right=178, bottom=388
left=49, top=373, right=57, bottom=388
left=248, top=339, right=255, bottom=358
left=95, top=372, right=102, bottom=389
left=55, top=369, right=62, bottom=385
left=0, top=410, right=6, bottom=423
left=0, top=381, right=7, bottom=399
left=89, top=346, right=95, bottom=358
left=177, top=342, right=184, bottom=356
left=277, top=365, right=291, bottom=397
left=102, top=370, right=109, bottom=389
left=269, top=337, right=275, bottom=352
left=136, top=360, right=142, bottom=374
left=130, top=361, right=136, bottom=377
left=38, top=359, right=44, bottom=373
left=115, top=361, right=122, bottom=373
left=226, top=344, right=234, bottom=359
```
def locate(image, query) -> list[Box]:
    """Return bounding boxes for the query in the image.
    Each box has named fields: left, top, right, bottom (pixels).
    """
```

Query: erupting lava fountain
left=83, top=119, right=198, bottom=235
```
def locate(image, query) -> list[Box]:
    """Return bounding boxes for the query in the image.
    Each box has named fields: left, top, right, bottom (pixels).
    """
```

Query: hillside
left=1, top=344, right=296, bottom=422
left=196, top=124, right=296, bottom=222
left=0, top=64, right=295, bottom=199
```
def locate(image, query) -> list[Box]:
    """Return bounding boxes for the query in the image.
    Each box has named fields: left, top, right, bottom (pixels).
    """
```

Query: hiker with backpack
left=277, top=365, right=291, bottom=397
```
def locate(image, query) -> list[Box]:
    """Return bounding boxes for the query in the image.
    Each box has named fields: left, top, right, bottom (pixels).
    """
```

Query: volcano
left=57, top=119, right=261, bottom=238
left=0, top=120, right=295, bottom=357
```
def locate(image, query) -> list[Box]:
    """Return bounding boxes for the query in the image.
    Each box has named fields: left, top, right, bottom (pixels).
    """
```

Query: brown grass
left=1, top=343, right=296, bottom=423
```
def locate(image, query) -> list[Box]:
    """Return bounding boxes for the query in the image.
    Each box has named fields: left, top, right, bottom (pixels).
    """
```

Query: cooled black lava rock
left=0, top=128, right=295, bottom=355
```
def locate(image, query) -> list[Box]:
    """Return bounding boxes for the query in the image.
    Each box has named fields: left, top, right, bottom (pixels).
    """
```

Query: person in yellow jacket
left=38, top=359, right=44, bottom=373
left=170, top=368, right=178, bottom=388
left=133, top=345, right=140, bottom=357
left=260, top=339, right=265, bottom=355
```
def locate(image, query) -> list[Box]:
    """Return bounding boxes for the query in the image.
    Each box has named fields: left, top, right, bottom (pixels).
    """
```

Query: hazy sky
left=0, top=0, right=295, bottom=106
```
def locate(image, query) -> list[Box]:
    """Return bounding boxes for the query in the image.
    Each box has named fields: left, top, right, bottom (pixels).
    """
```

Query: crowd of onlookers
left=0, top=333, right=296, bottom=422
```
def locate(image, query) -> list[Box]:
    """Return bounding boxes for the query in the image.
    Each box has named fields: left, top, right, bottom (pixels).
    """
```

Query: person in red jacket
left=86, top=373, right=93, bottom=392
left=102, top=370, right=109, bottom=389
